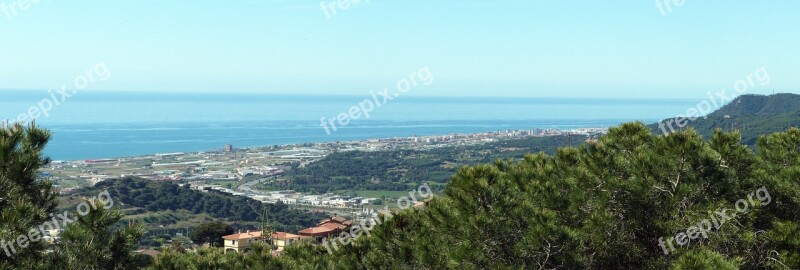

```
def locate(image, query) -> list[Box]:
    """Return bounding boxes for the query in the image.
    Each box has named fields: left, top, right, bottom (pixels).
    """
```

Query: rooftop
left=298, top=226, right=338, bottom=236
left=222, top=231, right=262, bottom=240
left=272, top=232, right=305, bottom=240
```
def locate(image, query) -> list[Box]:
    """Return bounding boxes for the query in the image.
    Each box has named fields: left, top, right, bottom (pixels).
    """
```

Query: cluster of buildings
left=189, top=184, right=379, bottom=208
left=188, top=183, right=241, bottom=196
left=567, top=128, right=609, bottom=135
left=335, top=127, right=609, bottom=152
left=249, top=192, right=379, bottom=207
left=46, top=127, right=609, bottom=195
left=222, top=216, right=354, bottom=254
left=221, top=202, right=431, bottom=256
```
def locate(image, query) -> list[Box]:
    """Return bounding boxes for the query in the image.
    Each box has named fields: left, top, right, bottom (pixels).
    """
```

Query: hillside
left=267, top=94, right=800, bottom=195
left=651, top=93, right=800, bottom=144
left=151, top=123, right=800, bottom=269
left=61, top=177, right=327, bottom=246
left=268, top=135, right=587, bottom=193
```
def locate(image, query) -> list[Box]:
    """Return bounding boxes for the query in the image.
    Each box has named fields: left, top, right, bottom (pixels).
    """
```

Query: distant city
left=39, top=127, right=602, bottom=226
left=45, top=127, right=608, bottom=196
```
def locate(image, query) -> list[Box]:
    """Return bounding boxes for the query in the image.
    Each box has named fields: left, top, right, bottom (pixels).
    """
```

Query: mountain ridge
left=650, top=93, right=800, bottom=144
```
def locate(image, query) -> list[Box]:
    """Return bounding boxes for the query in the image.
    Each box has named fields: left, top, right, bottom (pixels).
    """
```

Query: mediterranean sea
left=0, top=90, right=700, bottom=160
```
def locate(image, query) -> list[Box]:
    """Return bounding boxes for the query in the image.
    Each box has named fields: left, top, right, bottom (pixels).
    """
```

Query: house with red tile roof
left=222, top=216, right=357, bottom=253
left=222, top=231, right=263, bottom=253
left=299, top=216, right=354, bottom=243
left=222, top=230, right=313, bottom=253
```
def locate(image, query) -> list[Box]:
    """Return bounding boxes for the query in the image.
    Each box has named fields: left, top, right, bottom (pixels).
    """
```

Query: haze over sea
left=0, top=90, right=699, bottom=161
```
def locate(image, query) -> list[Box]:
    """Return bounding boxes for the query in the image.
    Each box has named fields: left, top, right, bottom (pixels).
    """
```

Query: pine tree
left=0, top=123, right=57, bottom=269
left=190, top=221, right=234, bottom=248
left=47, top=199, right=145, bottom=270
left=1, top=123, right=145, bottom=269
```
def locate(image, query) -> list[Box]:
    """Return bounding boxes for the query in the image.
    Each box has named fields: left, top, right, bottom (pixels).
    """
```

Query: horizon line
left=0, top=88, right=749, bottom=101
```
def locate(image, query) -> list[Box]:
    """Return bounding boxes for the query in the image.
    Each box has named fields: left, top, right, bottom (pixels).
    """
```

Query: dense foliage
left=276, top=135, right=586, bottom=193
left=148, top=242, right=335, bottom=269
left=0, top=124, right=57, bottom=269
left=49, top=199, right=149, bottom=269
left=6, top=113, right=800, bottom=269
left=78, top=178, right=327, bottom=233
left=1, top=124, right=145, bottom=270
left=152, top=123, right=800, bottom=269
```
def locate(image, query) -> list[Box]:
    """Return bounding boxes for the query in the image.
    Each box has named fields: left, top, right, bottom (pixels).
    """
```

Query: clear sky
left=0, top=0, right=798, bottom=98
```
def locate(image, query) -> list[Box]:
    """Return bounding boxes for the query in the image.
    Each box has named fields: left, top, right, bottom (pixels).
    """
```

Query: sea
left=0, top=90, right=700, bottom=161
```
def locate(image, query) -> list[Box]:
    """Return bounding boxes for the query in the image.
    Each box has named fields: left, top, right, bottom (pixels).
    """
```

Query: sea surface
left=0, top=90, right=700, bottom=160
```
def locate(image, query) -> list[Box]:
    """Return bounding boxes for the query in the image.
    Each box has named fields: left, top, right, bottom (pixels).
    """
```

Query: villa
left=222, top=230, right=311, bottom=253
left=222, top=231, right=263, bottom=253
left=298, top=216, right=353, bottom=243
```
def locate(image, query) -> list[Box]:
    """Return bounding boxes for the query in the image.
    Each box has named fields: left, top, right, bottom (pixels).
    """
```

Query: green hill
left=150, top=123, right=800, bottom=269
left=651, top=93, right=800, bottom=144
left=60, top=177, right=327, bottom=247
left=277, top=94, right=800, bottom=195
left=268, top=135, right=587, bottom=194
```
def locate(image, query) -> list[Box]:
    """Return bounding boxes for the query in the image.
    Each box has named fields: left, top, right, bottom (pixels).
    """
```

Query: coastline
left=56, top=126, right=609, bottom=163
left=43, top=127, right=607, bottom=193
left=0, top=92, right=695, bottom=160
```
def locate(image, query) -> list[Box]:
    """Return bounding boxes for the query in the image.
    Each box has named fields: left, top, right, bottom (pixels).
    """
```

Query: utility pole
left=260, top=208, right=275, bottom=249
left=567, top=133, right=572, bottom=148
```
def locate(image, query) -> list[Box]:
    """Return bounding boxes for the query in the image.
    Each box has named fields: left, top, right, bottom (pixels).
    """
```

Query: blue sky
left=0, top=0, right=797, bottom=98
